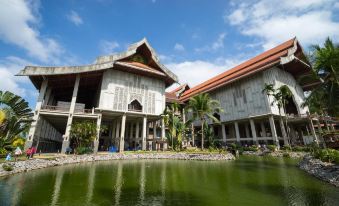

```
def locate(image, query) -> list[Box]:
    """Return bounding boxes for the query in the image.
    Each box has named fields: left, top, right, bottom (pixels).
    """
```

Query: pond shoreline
left=0, top=153, right=235, bottom=177
left=299, top=155, right=339, bottom=187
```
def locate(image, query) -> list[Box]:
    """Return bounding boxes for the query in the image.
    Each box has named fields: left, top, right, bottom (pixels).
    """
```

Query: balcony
left=41, top=105, right=94, bottom=114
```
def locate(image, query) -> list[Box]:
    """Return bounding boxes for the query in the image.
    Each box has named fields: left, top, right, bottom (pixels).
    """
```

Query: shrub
left=2, top=163, right=13, bottom=171
left=243, top=145, right=259, bottom=152
left=312, top=149, right=339, bottom=164
left=292, top=146, right=310, bottom=152
left=267, top=145, right=277, bottom=152
left=75, top=147, right=93, bottom=155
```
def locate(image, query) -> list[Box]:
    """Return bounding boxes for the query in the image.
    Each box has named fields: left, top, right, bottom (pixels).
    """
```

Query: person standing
left=14, top=147, right=22, bottom=161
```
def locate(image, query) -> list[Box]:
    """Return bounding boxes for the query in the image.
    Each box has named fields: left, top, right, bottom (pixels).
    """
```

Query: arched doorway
left=128, top=99, right=142, bottom=112
left=285, top=96, right=298, bottom=115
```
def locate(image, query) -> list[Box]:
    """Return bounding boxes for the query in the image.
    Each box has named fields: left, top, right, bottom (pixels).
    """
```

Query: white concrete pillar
left=309, top=119, right=319, bottom=144
left=279, top=118, right=289, bottom=146
left=249, top=119, right=258, bottom=145
left=234, top=122, right=240, bottom=143
left=142, top=116, right=147, bottom=150
left=221, top=124, right=227, bottom=147
left=61, top=74, right=80, bottom=153
left=135, top=121, right=140, bottom=149
left=25, top=78, right=48, bottom=150
left=269, top=115, right=279, bottom=148
left=115, top=120, right=120, bottom=147
left=119, top=114, right=126, bottom=152
left=93, top=115, right=102, bottom=153
left=44, top=87, right=52, bottom=106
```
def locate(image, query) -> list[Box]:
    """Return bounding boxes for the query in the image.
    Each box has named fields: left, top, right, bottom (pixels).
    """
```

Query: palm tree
left=262, top=84, right=293, bottom=145
left=163, top=102, right=191, bottom=150
left=303, top=38, right=339, bottom=117
left=0, top=91, right=32, bottom=153
left=186, top=93, right=222, bottom=149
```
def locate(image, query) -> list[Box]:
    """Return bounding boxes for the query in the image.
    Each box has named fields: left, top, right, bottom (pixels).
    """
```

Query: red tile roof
left=117, top=61, right=166, bottom=76
left=180, top=38, right=298, bottom=101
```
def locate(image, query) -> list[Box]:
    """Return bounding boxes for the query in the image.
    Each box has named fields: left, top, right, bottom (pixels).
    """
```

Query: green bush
left=312, top=149, right=339, bottom=164
left=2, top=163, right=13, bottom=171
left=292, top=146, right=310, bottom=152
left=267, top=145, right=277, bottom=152
left=75, top=147, right=93, bottom=155
left=243, top=145, right=259, bottom=152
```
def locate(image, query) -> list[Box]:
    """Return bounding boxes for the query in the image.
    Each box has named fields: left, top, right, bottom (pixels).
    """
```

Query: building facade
left=178, top=38, right=323, bottom=148
left=18, top=39, right=177, bottom=153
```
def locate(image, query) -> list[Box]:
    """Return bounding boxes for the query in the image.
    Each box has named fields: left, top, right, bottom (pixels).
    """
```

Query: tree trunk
left=191, top=123, right=195, bottom=147
left=201, top=120, right=204, bottom=150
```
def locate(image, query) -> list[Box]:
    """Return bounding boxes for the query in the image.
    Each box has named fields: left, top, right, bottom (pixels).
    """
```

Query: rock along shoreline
left=299, top=155, right=339, bottom=187
left=0, top=153, right=235, bottom=177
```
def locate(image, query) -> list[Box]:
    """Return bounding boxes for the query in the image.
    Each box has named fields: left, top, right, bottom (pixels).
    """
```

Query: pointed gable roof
left=96, top=38, right=178, bottom=83
left=17, top=38, right=178, bottom=86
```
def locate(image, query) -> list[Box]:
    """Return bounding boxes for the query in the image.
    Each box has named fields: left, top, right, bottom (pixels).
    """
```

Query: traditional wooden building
left=177, top=38, right=325, bottom=148
left=18, top=38, right=178, bottom=153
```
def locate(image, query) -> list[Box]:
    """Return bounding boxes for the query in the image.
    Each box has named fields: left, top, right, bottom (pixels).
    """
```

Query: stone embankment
left=0, top=153, right=235, bottom=177
left=242, top=150, right=306, bottom=158
left=299, top=155, right=339, bottom=187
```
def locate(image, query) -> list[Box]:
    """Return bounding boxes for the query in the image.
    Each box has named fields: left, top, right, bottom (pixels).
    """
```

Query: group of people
left=5, top=146, right=37, bottom=161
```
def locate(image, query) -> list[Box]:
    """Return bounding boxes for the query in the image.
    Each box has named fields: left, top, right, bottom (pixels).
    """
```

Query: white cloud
left=99, top=40, right=120, bottom=54
left=0, top=0, right=64, bottom=63
left=195, top=33, right=226, bottom=52
left=227, top=8, right=246, bottom=25
left=225, top=0, right=339, bottom=50
left=174, top=43, right=185, bottom=51
left=0, top=56, right=34, bottom=97
left=166, top=58, right=243, bottom=89
left=67, top=10, right=83, bottom=26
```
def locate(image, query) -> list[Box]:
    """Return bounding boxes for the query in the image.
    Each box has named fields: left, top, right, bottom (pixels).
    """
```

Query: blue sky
left=0, top=0, right=339, bottom=108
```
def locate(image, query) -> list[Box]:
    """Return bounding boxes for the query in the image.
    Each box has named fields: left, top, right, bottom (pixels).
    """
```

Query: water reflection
left=50, top=168, right=64, bottom=206
left=0, top=158, right=338, bottom=206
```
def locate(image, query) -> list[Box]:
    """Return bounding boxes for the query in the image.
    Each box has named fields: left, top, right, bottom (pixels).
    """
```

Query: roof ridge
left=181, top=38, right=296, bottom=98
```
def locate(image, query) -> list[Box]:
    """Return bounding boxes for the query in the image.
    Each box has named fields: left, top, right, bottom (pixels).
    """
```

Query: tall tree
left=304, top=38, right=339, bottom=117
left=186, top=93, right=222, bottom=149
left=262, top=84, right=293, bottom=145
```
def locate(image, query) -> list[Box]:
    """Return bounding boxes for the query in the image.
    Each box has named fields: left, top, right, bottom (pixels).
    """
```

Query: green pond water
left=0, top=156, right=338, bottom=206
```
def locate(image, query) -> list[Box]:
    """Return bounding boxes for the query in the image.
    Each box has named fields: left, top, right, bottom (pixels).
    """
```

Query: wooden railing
left=41, top=105, right=95, bottom=114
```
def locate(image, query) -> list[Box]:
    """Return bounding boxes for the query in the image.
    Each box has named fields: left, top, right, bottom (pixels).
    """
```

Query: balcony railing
left=41, top=105, right=94, bottom=114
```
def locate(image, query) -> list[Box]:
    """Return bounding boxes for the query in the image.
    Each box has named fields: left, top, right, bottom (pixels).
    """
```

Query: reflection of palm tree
left=186, top=94, right=222, bottom=149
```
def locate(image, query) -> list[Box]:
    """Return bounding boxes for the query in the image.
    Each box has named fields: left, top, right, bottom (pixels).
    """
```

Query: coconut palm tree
left=303, top=38, right=339, bottom=117
left=262, top=84, right=293, bottom=145
left=0, top=91, right=32, bottom=153
left=186, top=93, right=222, bottom=149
